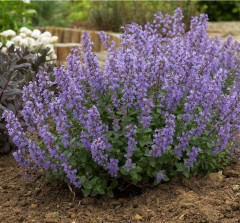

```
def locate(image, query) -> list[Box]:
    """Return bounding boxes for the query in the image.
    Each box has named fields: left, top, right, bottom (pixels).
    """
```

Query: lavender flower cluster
left=3, top=8, right=240, bottom=195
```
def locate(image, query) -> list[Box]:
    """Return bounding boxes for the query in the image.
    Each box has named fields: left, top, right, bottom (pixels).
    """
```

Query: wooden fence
left=39, top=23, right=240, bottom=64
left=38, top=26, right=121, bottom=64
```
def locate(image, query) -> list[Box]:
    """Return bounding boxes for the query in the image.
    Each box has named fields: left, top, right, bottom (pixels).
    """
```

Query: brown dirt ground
left=0, top=152, right=239, bottom=223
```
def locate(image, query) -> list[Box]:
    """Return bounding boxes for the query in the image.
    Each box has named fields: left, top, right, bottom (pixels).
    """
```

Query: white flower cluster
left=0, top=27, right=58, bottom=61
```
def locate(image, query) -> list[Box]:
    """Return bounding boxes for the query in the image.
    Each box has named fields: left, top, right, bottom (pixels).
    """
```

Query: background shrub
left=3, top=8, right=240, bottom=197
left=30, top=1, right=71, bottom=27
left=80, top=1, right=199, bottom=32
left=0, top=0, right=36, bottom=31
left=198, top=1, right=240, bottom=21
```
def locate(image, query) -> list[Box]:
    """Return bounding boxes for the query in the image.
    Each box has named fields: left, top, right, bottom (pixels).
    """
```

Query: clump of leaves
left=0, top=45, right=53, bottom=153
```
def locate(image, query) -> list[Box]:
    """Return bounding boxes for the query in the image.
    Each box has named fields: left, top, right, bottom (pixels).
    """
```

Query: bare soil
left=0, top=153, right=239, bottom=223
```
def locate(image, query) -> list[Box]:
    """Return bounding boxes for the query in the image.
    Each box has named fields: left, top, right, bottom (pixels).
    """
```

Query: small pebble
left=68, top=202, right=74, bottom=208
left=19, top=199, right=28, bottom=207
left=207, top=171, right=224, bottom=186
left=180, top=202, right=195, bottom=209
left=81, top=197, right=96, bottom=205
left=10, top=199, right=19, bottom=207
left=132, top=201, right=138, bottom=208
left=70, top=213, right=76, bottom=219
left=233, top=185, right=240, bottom=192
left=179, top=214, right=185, bottom=220
left=30, top=203, right=38, bottom=209
left=17, top=215, right=25, bottom=222
left=110, top=200, right=122, bottom=207
left=3, top=201, right=10, bottom=207
left=134, top=214, right=142, bottom=220
left=26, top=191, right=32, bottom=196
left=15, top=208, right=22, bottom=214
left=34, top=188, right=41, bottom=195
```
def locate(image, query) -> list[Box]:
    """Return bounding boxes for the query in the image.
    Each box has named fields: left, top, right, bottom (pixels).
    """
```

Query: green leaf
left=144, top=128, right=152, bottom=133
left=144, top=150, right=151, bottom=157
left=130, top=171, right=142, bottom=182
left=84, top=181, right=92, bottom=190
left=70, top=137, right=77, bottom=144
left=107, top=131, right=114, bottom=137
left=197, top=107, right=202, bottom=112
left=109, top=137, right=124, bottom=146
left=169, top=168, right=177, bottom=177
left=121, top=116, right=133, bottom=124
left=82, top=188, right=91, bottom=197
left=207, top=142, right=212, bottom=148
left=91, top=189, right=98, bottom=197
left=177, top=114, right=183, bottom=120
left=139, top=138, right=146, bottom=147
left=120, top=166, right=129, bottom=176
left=135, top=165, right=142, bottom=173
left=98, top=187, right=105, bottom=195
left=175, top=163, right=185, bottom=172
left=116, top=111, right=122, bottom=115
left=85, top=164, right=94, bottom=174
left=149, top=159, right=156, bottom=168
left=79, top=152, right=88, bottom=164
left=106, top=189, right=114, bottom=198
left=90, top=176, right=99, bottom=185
left=163, top=175, right=170, bottom=181
left=79, top=176, right=87, bottom=184
left=146, top=166, right=154, bottom=177
left=65, top=150, right=73, bottom=157
left=191, top=136, right=198, bottom=142
left=134, top=149, right=143, bottom=157
left=110, top=180, right=118, bottom=189
left=182, top=170, right=190, bottom=178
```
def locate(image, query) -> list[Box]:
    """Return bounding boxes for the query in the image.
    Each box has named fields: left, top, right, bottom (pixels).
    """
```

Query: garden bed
left=0, top=153, right=239, bottom=223
left=0, top=13, right=240, bottom=223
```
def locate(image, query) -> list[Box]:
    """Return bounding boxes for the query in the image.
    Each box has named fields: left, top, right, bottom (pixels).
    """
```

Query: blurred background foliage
left=198, top=1, right=240, bottom=21
left=30, top=1, right=71, bottom=27
left=1, top=0, right=240, bottom=32
left=0, top=0, right=36, bottom=31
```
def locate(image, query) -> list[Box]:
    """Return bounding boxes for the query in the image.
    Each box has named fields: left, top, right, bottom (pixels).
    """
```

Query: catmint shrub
left=3, top=8, right=240, bottom=197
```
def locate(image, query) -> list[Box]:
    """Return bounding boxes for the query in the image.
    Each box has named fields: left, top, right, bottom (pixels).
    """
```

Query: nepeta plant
left=3, top=8, right=240, bottom=197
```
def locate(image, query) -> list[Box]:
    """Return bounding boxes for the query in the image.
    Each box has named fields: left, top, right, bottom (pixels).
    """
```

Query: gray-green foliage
left=0, top=45, right=52, bottom=153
